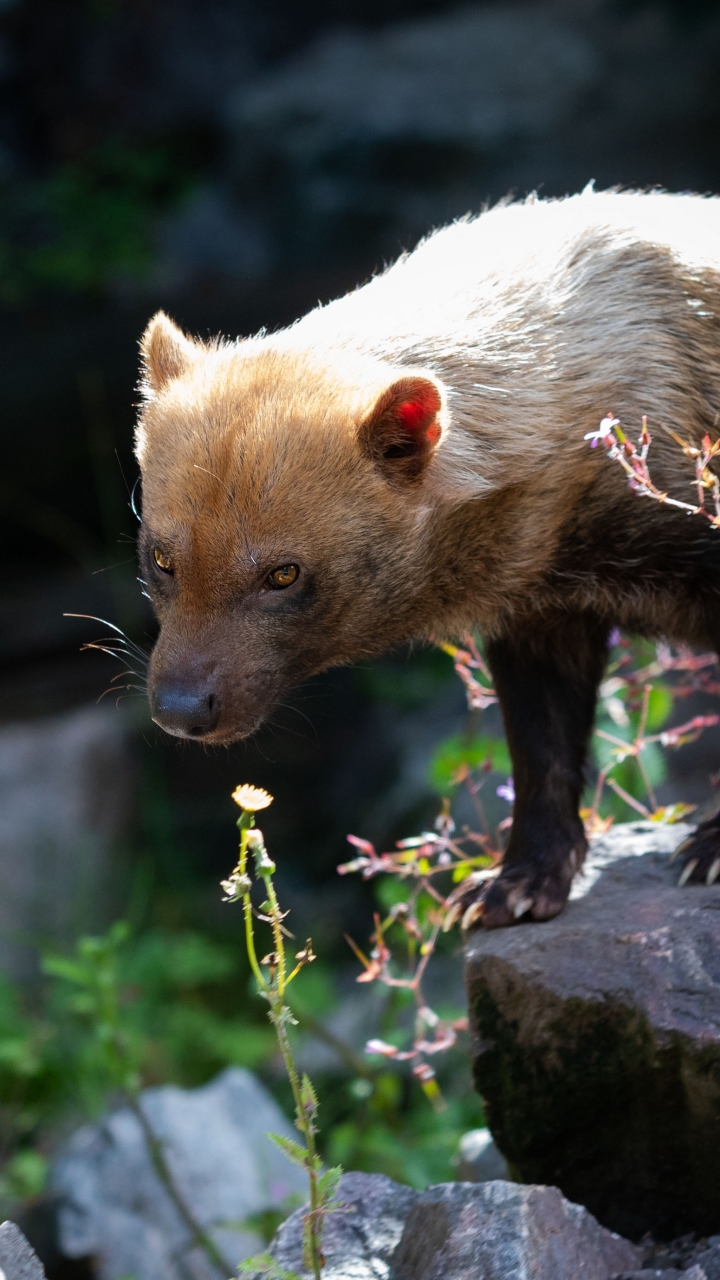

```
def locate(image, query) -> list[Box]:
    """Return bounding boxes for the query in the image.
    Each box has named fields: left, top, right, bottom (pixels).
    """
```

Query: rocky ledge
left=245, top=1171, right=641, bottom=1280
left=465, top=821, right=720, bottom=1240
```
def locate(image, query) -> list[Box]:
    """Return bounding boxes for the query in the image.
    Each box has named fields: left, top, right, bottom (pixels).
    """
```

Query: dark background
left=3, top=0, right=720, bottom=1226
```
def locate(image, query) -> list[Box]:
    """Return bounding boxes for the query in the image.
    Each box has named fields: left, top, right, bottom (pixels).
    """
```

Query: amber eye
left=153, top=547, right=174, bottom=574
left=265, top=564, right=299, bottom=589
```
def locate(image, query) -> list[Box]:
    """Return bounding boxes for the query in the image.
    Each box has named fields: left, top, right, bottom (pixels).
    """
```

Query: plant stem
left=239, top=828, right=265, bottom=989
left=270, top=1009, right=323, bottom=1280
left=126, top=1092, right=231, bottom=1275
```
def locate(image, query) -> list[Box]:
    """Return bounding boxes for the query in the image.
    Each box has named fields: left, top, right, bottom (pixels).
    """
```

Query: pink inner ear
left=396, top=398, right=432, bottom=432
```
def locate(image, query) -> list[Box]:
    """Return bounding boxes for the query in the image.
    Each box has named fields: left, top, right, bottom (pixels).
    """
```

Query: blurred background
left=3, top=0, right=720, bottom=1267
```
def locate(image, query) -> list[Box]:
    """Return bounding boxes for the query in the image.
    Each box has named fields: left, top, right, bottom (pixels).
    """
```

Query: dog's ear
left=140, top=312, right=198, bottom=394
left=358, top=375, right=445, bottom=484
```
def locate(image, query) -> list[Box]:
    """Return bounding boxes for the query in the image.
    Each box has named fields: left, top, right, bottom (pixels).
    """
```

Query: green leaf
left=316, top=1165, right=343, bottom=1204
left=646, top=684, right=673, bottom=731
left=41, top=957, right=91, bottom=985
left=300, top=1074, right=319, bottom=1115
left=238, top=1252, right=303, bottom=1279
left=429, top=734, right=511, bottom=792
left=267, top=1132, right=309, bottom=1169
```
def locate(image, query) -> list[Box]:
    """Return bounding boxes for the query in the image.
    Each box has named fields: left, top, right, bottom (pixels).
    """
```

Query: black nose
left=151, top=683, right=221, bottom=739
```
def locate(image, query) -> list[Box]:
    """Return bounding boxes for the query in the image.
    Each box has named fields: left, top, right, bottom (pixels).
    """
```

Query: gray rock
left=52, top=1067, right=307, bottom=1280
left=226, top=3, right=599, bottom=266
left=0, top=704, right=134, bottom=981
left=391, top=1181, right=641, bottom=1280
left=233, top=6, right=597, bottom=150
left=455, top=1127, right=510, bottom=1183
left=249, top=1172, right=641, bottom=1280
left=695, top=1241, right=720, bottom=1280
left=254, top=1171, right=416, bottom=1280
left=149, top=185, right=271, bottom=294
left=612, top=1271, right=706, bottom=1280
left=464, top=820, right=720, bottom=1240
left=0, top=1221, right=45, bottom=1280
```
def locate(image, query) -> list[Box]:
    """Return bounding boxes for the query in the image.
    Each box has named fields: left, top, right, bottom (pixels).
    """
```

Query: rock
left=257, top=1171, right=416, bottom=1280
left=695, top=1240, right=720, bottom=1280
left=149, top=186, right=271, bottom=294
left=226, top=3, right=599, bottom=266
left=455, top=1127, right=510, bottom=1182
left=52, top=1067, right=308, bottom=1280
left=0, top=704, right=135, bottom=981
left=249, top=1172, right=642, bottom=1280
left=0, top=1221, right=46, bottom=1280
left=464, top=820, right=720, bottom=1240
left=612, top=1271, right=706, bottom=1280
left=391, top=1181, right=641, bottom=1280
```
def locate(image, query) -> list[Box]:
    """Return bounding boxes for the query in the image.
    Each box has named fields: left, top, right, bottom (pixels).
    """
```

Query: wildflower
left=365, top=1039, right=398, bottom=1057
left=231, top=783, right=273, bottom=812
left=220, top=871, right=252, bottom=901
left=295, top=940, right=316, bottom=965
left=496, top=778, right=515, bottom=804
left=584, top=415, right=619, bottom=448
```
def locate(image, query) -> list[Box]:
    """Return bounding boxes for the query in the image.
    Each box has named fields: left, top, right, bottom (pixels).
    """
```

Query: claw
left=512, top=896, right=533, bottom=919
left=461, top=901, right=484, bottom=931
left=443, top=902, right=463, bottom=932
left=707, top=857, right=720, bottom=886
left=669, top=836, right=693, bottom=864
left=678, top=857, right=699, bottom=887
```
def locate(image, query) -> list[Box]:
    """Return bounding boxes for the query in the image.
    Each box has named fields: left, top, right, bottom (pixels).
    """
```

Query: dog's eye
left=265, top=564, right=299, bottom=589
left=153, top=547, right=174, bottom=574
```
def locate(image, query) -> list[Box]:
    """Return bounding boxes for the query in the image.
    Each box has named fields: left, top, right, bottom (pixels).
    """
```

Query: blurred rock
left=52, top=1067, right=308, bottom=1280
left=692, top=1239, right=720, bottom=1280
left=0, top=1221, right=46, bottom=1280
left=465, top=820, right=720, bottom=1240
left=150, top=185, right=271, bottom=294
left=249, top=1171, right=641, bottom=1280
left=227, top=3, right=599, bottom=265
left=0, top=704, right=135, bottom=981
left=612, top=1271, right=706, bottom=1280
left=455, top=1127, right=509, bottom=1182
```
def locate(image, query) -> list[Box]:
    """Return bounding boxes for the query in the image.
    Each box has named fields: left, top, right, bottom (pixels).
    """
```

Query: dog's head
left=135, top=312, right=449, bottom=742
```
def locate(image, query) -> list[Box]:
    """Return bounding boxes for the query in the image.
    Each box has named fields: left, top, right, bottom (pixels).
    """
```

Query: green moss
left=468, top=959, right=720, bottom=1239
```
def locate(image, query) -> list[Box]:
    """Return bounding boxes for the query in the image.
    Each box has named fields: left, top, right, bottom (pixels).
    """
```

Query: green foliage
left=0, top=137, right=195, bottom=302
left=429, top=733, right=511, bottom=792
left=354, top=647, right=455, bottom=709
left=326, top=1075, right=484, bottom=1189
left=0, top=1149, right=48, bottom=1203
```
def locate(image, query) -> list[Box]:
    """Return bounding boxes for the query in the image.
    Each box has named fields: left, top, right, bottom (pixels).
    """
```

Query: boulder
left=52, top=1067, right=308, bottom=1280
left=0, top=1221, right=46, bottom=1280
left=455, top=1127, right=510, bottom=1182
left=249, top=1171, right=641, bottom=1280
left=226, top=3, right=599, bottom=266
left=464, top=821, right=720, bottom=1240
left=0, top=704, right=135, bottom=981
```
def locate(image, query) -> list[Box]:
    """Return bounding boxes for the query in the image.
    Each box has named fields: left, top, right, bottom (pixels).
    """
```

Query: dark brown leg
left=474, top=613, right=610, bottom=929
left=670, top=617, right=720, bottom=887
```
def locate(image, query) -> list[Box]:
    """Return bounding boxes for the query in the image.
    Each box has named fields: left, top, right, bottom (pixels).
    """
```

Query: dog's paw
left=672, top=818, right=720, bottom=887
left=448, top=845, right=583, bottom=933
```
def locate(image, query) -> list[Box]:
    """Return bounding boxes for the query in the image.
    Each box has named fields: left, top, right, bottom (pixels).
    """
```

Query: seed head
left=231, top=784, right=274, bottom=812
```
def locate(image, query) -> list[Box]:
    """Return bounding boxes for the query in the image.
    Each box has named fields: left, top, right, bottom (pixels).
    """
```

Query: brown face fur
left=136, top=315, right=449, bottom=742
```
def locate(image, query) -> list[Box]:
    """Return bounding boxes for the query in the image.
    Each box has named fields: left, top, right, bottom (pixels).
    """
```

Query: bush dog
left=135, top=187, right=720, bottom=928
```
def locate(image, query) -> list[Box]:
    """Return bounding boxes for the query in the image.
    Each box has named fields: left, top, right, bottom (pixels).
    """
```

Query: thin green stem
left=126, top=1092, right=230, bottom=1274
left=239, top=829, right=266, bottom=991
left=262, top=871, right=287, bottom=994
left=271, top=1009, right=322, bottom=1280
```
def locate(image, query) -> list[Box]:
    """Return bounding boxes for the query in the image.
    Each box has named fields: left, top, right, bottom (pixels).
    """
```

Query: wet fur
left=136, top=187, right=720, bottom=926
